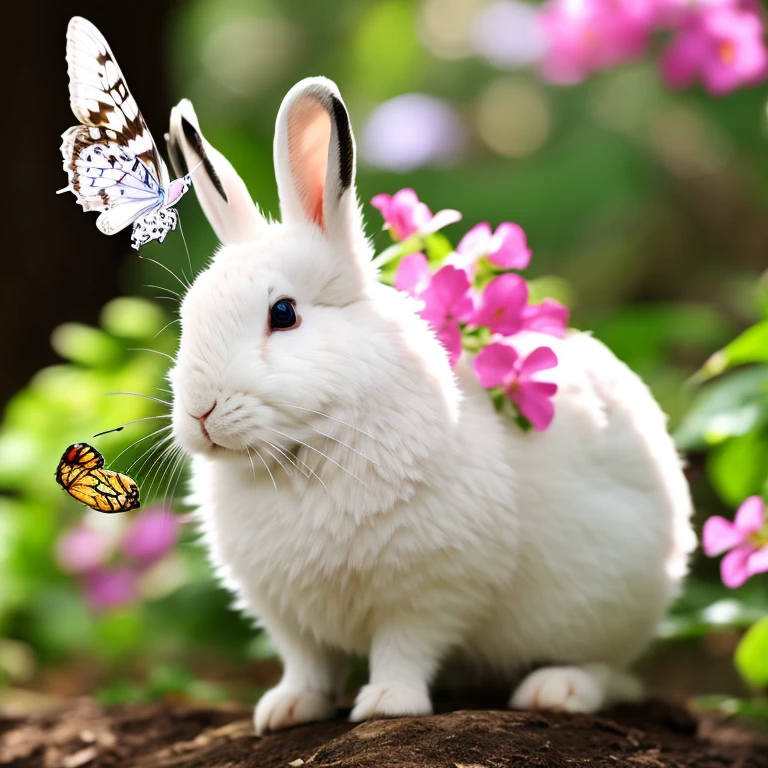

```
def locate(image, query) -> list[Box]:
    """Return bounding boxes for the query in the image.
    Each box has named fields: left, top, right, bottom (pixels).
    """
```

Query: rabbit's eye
left=270, top=299, right=297, bottom=330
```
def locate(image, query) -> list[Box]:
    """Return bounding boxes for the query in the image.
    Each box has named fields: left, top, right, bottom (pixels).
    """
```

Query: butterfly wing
left=61, top=17, right=192, bottom=248
left=65, top=16, right=169, bottom=187
left=61, top=126, right=164, bottom=215
left=66, top=468, right=141, bottom=513
left=56, top=442, right=140, bottom=512
left=97, top=198, right=161, bottom=236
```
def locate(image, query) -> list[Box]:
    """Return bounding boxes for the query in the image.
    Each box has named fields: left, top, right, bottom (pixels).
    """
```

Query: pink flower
left=371, top=189, right=461, bottom=241
left=395, top=253, right=432, bottom=296
left=455, top=222, right=532, bottom=272
left=472, top=274, right=528, bottom=335
left=56, top=525, right=113, bottom=574
left=82, top=567, right=138, bottom=612
left=121, top=508, right=179, bottom=566
left=703, top=496, right=768, bottom=588
left=419, top=266, right=474, bottom=368
left=474, top=343, right=559, bottom=430
left=539, top=0, right=653, bottom=84
left=521, top=298, right=569, bottom=338
left=660, top=4, right=768, bottom=95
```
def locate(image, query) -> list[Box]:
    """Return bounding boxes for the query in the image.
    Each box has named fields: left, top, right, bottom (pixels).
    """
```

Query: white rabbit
left=166, top=78, right=695, bottom=736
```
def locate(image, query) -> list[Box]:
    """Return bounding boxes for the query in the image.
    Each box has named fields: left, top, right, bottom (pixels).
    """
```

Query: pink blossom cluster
left=373, top=189, right=568, bottom=431
left=539, top=0, right=768, bottom=95
left=703, top=495, right=768, bottom=588
left=56, top=508, right=179, bottom=611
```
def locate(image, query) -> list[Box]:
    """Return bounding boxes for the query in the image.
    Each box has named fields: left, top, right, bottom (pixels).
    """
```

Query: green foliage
left=735, top=617, right=768, bottom=689
left=0, top=297, right=256, bottom=684
left=697, top=321, right=768, bottom=382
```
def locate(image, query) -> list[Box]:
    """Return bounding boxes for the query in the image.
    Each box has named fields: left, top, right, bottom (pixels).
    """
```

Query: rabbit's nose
left=188, top=402, right=217, bottom=442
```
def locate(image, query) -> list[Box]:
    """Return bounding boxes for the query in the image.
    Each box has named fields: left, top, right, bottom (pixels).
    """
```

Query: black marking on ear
left=330, top=96, right=354, bottom=195
left=180, top=116, right=229, bottom=203
left=165, top=131, right=188, bottom=178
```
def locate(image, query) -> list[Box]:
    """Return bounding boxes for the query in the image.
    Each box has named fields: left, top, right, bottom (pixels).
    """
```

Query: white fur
left=167, top=78, right=696, bottom=736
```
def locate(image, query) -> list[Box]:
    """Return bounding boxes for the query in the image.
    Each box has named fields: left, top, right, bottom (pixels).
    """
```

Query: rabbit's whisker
left=306, top=426, right=379, bottom=466
left=266, top=439, right=330, bottom=496
left=264, top=439, right=308, bottom=479
left=178, top=217, right=195, bottom=282
left=128, top=347, right=175, bottom=361
left=252, top=445, right=281, bottom=513
left=146, top=283, right=182, bottom=300
left=144, top=442, right=179, bottom=502
left=139, top=255, right=191, bottom=291
left=110, top=425, right=172, bottom=467
left=132, top=439, right=176, bottom=493
left=107, top=391, right=172, bottom=406
left=165, top=450, right=190, bottom=511
left=126, top=432, right=175, bottom=475
left=153, top=318, right=182, bottom=340
left=158, top=446, right=187, bottom=507
left=266, top=427, right=369, bottom=490
left=259, top=443, right=290, bottom=479
left=275, top=403, right=376, bottom=441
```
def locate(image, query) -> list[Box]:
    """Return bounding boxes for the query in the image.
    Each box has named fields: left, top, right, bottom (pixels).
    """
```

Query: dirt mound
left=1, top=698, right=766, bottom=768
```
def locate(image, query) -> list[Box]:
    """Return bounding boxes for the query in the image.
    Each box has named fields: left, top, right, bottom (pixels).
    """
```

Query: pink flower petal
left=371, top=193, right=392, bottom=220
left=720, top=544, right=755, bottom=588
left=734, top=495, right=765, bottom=534
left=421, top=208, right=463, bottom=236
left=83, top=567, right=138, bottom=611
left=519, top=346, right=559, bottom=378
left=372, top=189, right=461, bottom=240
left=521, top=299, right=569, bottom=338
left=702, top=515, right=744, bottom=556
left=511, top=381, right=557, bottom=431
left=436, top=321, right=463, bottom=369
left=395, top=253, right=432, bottom=297
left=121, top=508, right=180, bottom=566
left=472, top=274, right=528, bottom=335
left=457, top=222, right=492, bottom=257
left=56, top=526, right=113, bottom=574
left=747, top=545, right=768, bottom=578
left=489, top=222, right=532, bottom=270
left=660, top=26, right=708, bottom=89
left=420, top=265, right=473, bottom=326
left=473, top=342, right=520, bottom=389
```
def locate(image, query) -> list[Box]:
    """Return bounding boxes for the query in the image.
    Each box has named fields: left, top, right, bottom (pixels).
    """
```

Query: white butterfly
left=59, top=17, right=191, bottom=250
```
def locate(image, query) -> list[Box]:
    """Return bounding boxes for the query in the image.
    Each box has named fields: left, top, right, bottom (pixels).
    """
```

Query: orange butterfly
left=56, top=443, right=140, bottom=513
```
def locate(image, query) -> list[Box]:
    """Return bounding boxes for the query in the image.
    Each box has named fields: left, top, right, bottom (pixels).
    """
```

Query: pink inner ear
left=287, top=97, right=331, bottom=231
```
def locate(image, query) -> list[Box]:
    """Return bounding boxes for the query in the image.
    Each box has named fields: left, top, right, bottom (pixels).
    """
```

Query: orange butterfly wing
left=56, top=443, right=140, bottom=513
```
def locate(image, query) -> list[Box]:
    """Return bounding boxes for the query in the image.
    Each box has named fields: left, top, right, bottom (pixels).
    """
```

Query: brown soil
left=1, top=697, right=766, bottom=768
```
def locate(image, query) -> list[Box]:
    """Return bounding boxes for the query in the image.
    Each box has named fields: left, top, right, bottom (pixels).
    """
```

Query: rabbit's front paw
left=510, top=666, right=605, bottom=713
left=254, top=684, right=336, bottom=736
left=349, top=681, right=433, bottom=722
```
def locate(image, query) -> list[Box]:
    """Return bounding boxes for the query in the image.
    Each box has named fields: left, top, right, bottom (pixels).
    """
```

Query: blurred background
left=2, top=0, right=768, bottom=718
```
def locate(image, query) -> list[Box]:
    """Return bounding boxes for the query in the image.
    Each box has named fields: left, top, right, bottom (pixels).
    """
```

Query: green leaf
left=698, top=320, right=768, bottom=381
left=673, top=365, right=768, bottom=451
left=735, top=617, right=768, bottom=688
left=50, top=324, right=122, bottom=368
left=101, top=297, right=166, bottom=339
left=708, top=425, right=768, bottom=508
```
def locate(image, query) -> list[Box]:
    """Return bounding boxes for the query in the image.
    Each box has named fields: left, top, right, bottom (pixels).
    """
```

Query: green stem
left=371, top=235, right=424, bottom=270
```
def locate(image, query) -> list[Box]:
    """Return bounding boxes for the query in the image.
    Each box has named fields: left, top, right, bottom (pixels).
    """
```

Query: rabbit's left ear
left=274, top=77, right=361, bottom=241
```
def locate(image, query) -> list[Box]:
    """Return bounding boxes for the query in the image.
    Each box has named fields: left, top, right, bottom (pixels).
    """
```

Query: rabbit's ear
left=274, top=77, right=360, bottom=241
left=167, top=99, right=264, bottom=245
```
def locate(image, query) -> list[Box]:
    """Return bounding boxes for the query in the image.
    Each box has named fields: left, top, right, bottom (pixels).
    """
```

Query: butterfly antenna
left=94, top=414, right=172, bottom=438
